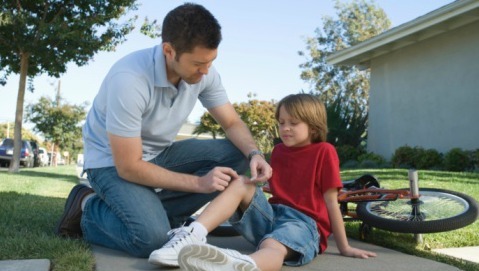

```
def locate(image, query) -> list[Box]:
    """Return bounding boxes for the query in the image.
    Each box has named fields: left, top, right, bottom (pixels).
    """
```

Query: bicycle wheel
left=356, top=188, right=478, bottom=233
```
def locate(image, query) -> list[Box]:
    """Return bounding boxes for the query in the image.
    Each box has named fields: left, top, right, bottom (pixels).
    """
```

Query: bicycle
left=338, top=170, right=478, bottom=239
left=206, top=169, right=479, bottom=238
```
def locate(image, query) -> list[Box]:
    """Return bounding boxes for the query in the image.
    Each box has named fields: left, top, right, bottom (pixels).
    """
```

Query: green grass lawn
left=0, top=166, right=478, bottom=271
left=0, top=165, right=94, bottom=271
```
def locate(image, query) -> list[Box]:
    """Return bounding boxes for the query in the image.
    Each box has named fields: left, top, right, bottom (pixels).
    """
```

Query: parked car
left=37, top=147, right=49, bottom=167
left=0, top=138, right=35, bottom=167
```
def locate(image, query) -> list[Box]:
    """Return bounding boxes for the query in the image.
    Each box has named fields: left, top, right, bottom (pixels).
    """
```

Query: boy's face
left=164, top=43, right=217, bottom=85
left=277, top=106, right=312, bottom=148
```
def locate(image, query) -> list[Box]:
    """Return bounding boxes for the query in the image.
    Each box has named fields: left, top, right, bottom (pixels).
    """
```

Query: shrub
left=391, top=146, right=444, bottom=170
left=358, top=152, right=386, bottom=166
left=443, top=148, right=471, bottom=172
left=416, top=149, right=443, bottom=170
left=470, top=149, right=479, bottom=171
left=341, top=160, right=359, bottom=169
left=335, top=145, right=364, bottom=166
left=391, top=145, right=418, bottom=168
left=358, top=159, right=380, bottom=169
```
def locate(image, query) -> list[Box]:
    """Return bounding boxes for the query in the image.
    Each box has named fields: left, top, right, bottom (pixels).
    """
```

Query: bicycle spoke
left=366, top=191, right=469, bottom=222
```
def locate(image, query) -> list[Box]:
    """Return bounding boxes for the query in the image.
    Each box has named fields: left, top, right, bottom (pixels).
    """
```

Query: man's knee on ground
left=125, top=226, right=169, bottom=258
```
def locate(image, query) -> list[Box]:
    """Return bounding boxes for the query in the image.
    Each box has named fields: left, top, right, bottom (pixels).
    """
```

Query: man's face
left=166, top=44, right=218, bottom=85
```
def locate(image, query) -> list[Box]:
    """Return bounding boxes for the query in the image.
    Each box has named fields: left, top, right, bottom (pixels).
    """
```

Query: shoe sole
left=148, top=256, right=179, bottom=267
left=178, top=244, right=259, bottom=271
left=54, top=184, right=89, bottom=237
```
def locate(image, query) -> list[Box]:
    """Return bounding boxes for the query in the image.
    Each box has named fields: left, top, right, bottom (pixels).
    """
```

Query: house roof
left=327, top=0, right=479, bottom=68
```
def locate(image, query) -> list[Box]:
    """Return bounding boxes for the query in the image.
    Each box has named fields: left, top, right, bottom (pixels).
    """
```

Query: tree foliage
left=25, top=96, right=87, bottom=161
left=0, top=1, right=138, bottom=80
left=0, top=0, right=138, bottom=172
left=194, top=112, right=223, bottom=140
left=0, top=122, right=39, bottom=141
left=194, top=94, right=279, bottom=153
left=235, top=98, right=278, bottom=153
left=299, top=0, right=390, bottom=148
left=326, top=94, right=367, bottom=147
left=140, top=17, right=162, bottom=38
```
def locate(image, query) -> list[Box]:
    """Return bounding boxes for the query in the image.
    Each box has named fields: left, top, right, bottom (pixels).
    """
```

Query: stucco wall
left=368, top=20, right=479, bottom=159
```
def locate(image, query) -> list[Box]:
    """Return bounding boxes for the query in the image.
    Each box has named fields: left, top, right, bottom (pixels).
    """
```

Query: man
left=55, top=3, right=272, bottom=258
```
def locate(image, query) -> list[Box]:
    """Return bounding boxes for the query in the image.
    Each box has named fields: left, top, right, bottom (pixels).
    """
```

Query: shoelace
left=163, top=227, right=192, bottom=248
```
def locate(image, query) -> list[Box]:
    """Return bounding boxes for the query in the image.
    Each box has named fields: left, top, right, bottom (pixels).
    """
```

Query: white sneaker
left=148, top=226, right=206, bottom=267
left=178, top=244, right=260, bottom=271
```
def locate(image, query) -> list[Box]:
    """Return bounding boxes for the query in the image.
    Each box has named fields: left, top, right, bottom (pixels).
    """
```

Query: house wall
left=368, top=20, right=479, bottom=159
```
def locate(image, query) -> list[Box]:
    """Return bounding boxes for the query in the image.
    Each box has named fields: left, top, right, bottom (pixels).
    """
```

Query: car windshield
left=1, top=139, right=14, bottom=147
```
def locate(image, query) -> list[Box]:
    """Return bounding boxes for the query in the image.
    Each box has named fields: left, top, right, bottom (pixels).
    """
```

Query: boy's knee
left=260, top=238, right=289, bottom=256
left=229, top=177, right=257, bottom=209
left=230, top=177, right=256, bottom=192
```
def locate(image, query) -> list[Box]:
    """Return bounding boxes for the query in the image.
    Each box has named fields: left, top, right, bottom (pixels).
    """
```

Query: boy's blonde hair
left=275, top=94, right=328, bottom=143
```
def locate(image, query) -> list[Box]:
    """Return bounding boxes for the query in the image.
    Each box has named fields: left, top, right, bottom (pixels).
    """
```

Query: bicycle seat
left=342, top=174, right=379, bottom=190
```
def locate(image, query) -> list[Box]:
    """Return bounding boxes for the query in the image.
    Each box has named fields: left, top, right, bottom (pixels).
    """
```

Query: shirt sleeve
left=106, top=72, right=150, bottom=138
left=198, top=66, right=230, bottom=109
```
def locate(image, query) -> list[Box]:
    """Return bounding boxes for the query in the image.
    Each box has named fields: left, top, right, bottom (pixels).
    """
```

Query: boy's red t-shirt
left=268, top=142, right=343, bottom=253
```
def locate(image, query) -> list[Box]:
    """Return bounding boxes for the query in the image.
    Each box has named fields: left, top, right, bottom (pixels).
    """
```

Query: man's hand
left=249, top=155, right=272, bottom=183
left=197, top=167, right=239, bottom=193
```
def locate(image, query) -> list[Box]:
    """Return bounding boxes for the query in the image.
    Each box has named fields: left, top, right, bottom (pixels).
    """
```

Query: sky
left=0, top=0, right=455, bottom=127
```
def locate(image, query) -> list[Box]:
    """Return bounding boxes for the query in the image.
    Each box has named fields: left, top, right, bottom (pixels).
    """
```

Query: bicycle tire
left=356, top=188, right=479, bottom=233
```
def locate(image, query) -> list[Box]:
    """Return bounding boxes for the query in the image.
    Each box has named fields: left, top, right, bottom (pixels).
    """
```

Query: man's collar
left=153, top=45, right=170, bottom=88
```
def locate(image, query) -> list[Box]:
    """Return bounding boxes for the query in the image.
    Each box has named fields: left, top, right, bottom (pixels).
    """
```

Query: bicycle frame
left=262, top=174, right=412, bottom=221
left=338, top=188, right=412, bottom=221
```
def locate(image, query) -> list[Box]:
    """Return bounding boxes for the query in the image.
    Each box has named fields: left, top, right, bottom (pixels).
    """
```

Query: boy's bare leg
left=250, top=238, right=292, bottom=271
left=196, top=176, right=256, bottom=232
left=148, top=176, right=257, bottom=267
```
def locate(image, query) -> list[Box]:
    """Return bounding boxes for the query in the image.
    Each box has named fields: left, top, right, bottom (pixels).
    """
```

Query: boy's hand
left=340, top=246, right=377, bottom=259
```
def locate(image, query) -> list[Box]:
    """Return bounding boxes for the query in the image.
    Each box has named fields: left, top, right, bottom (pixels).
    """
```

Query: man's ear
left=162, top=42, right=176, bottom=59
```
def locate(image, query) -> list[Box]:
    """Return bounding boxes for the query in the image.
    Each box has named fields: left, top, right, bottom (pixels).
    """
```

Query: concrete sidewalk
left=92, top=235, right=463, bottom=271
left=0, top=236, right=475, bottom=271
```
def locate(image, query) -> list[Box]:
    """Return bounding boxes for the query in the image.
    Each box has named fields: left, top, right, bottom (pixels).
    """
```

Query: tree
left=25, top=96, right=87, bottom=166
left=0, top=0, right=139, bottom=172
left=234, top=97, right=278, bottom=154
left=0, top=122, right=39, bottom=141
left=193, top=112, right=223, bottom=140
left=299, top=0, right=390, bottom=147
left=194, top=94, right=279, bottom=153
left=326, top=93, right=367, bottom=147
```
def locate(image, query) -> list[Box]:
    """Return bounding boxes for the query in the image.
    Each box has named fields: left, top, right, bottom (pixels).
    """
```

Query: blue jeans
left=229, top=187, right=320, bottom=266
left=81, top=138, right=248, bottom=257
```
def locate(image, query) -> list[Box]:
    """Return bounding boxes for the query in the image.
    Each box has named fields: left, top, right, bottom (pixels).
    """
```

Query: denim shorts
left=229, top=187, right=320, bottom=266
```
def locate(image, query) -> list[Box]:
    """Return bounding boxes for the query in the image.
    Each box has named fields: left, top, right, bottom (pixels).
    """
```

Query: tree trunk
left=8, top=51, right=29, bottom=173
